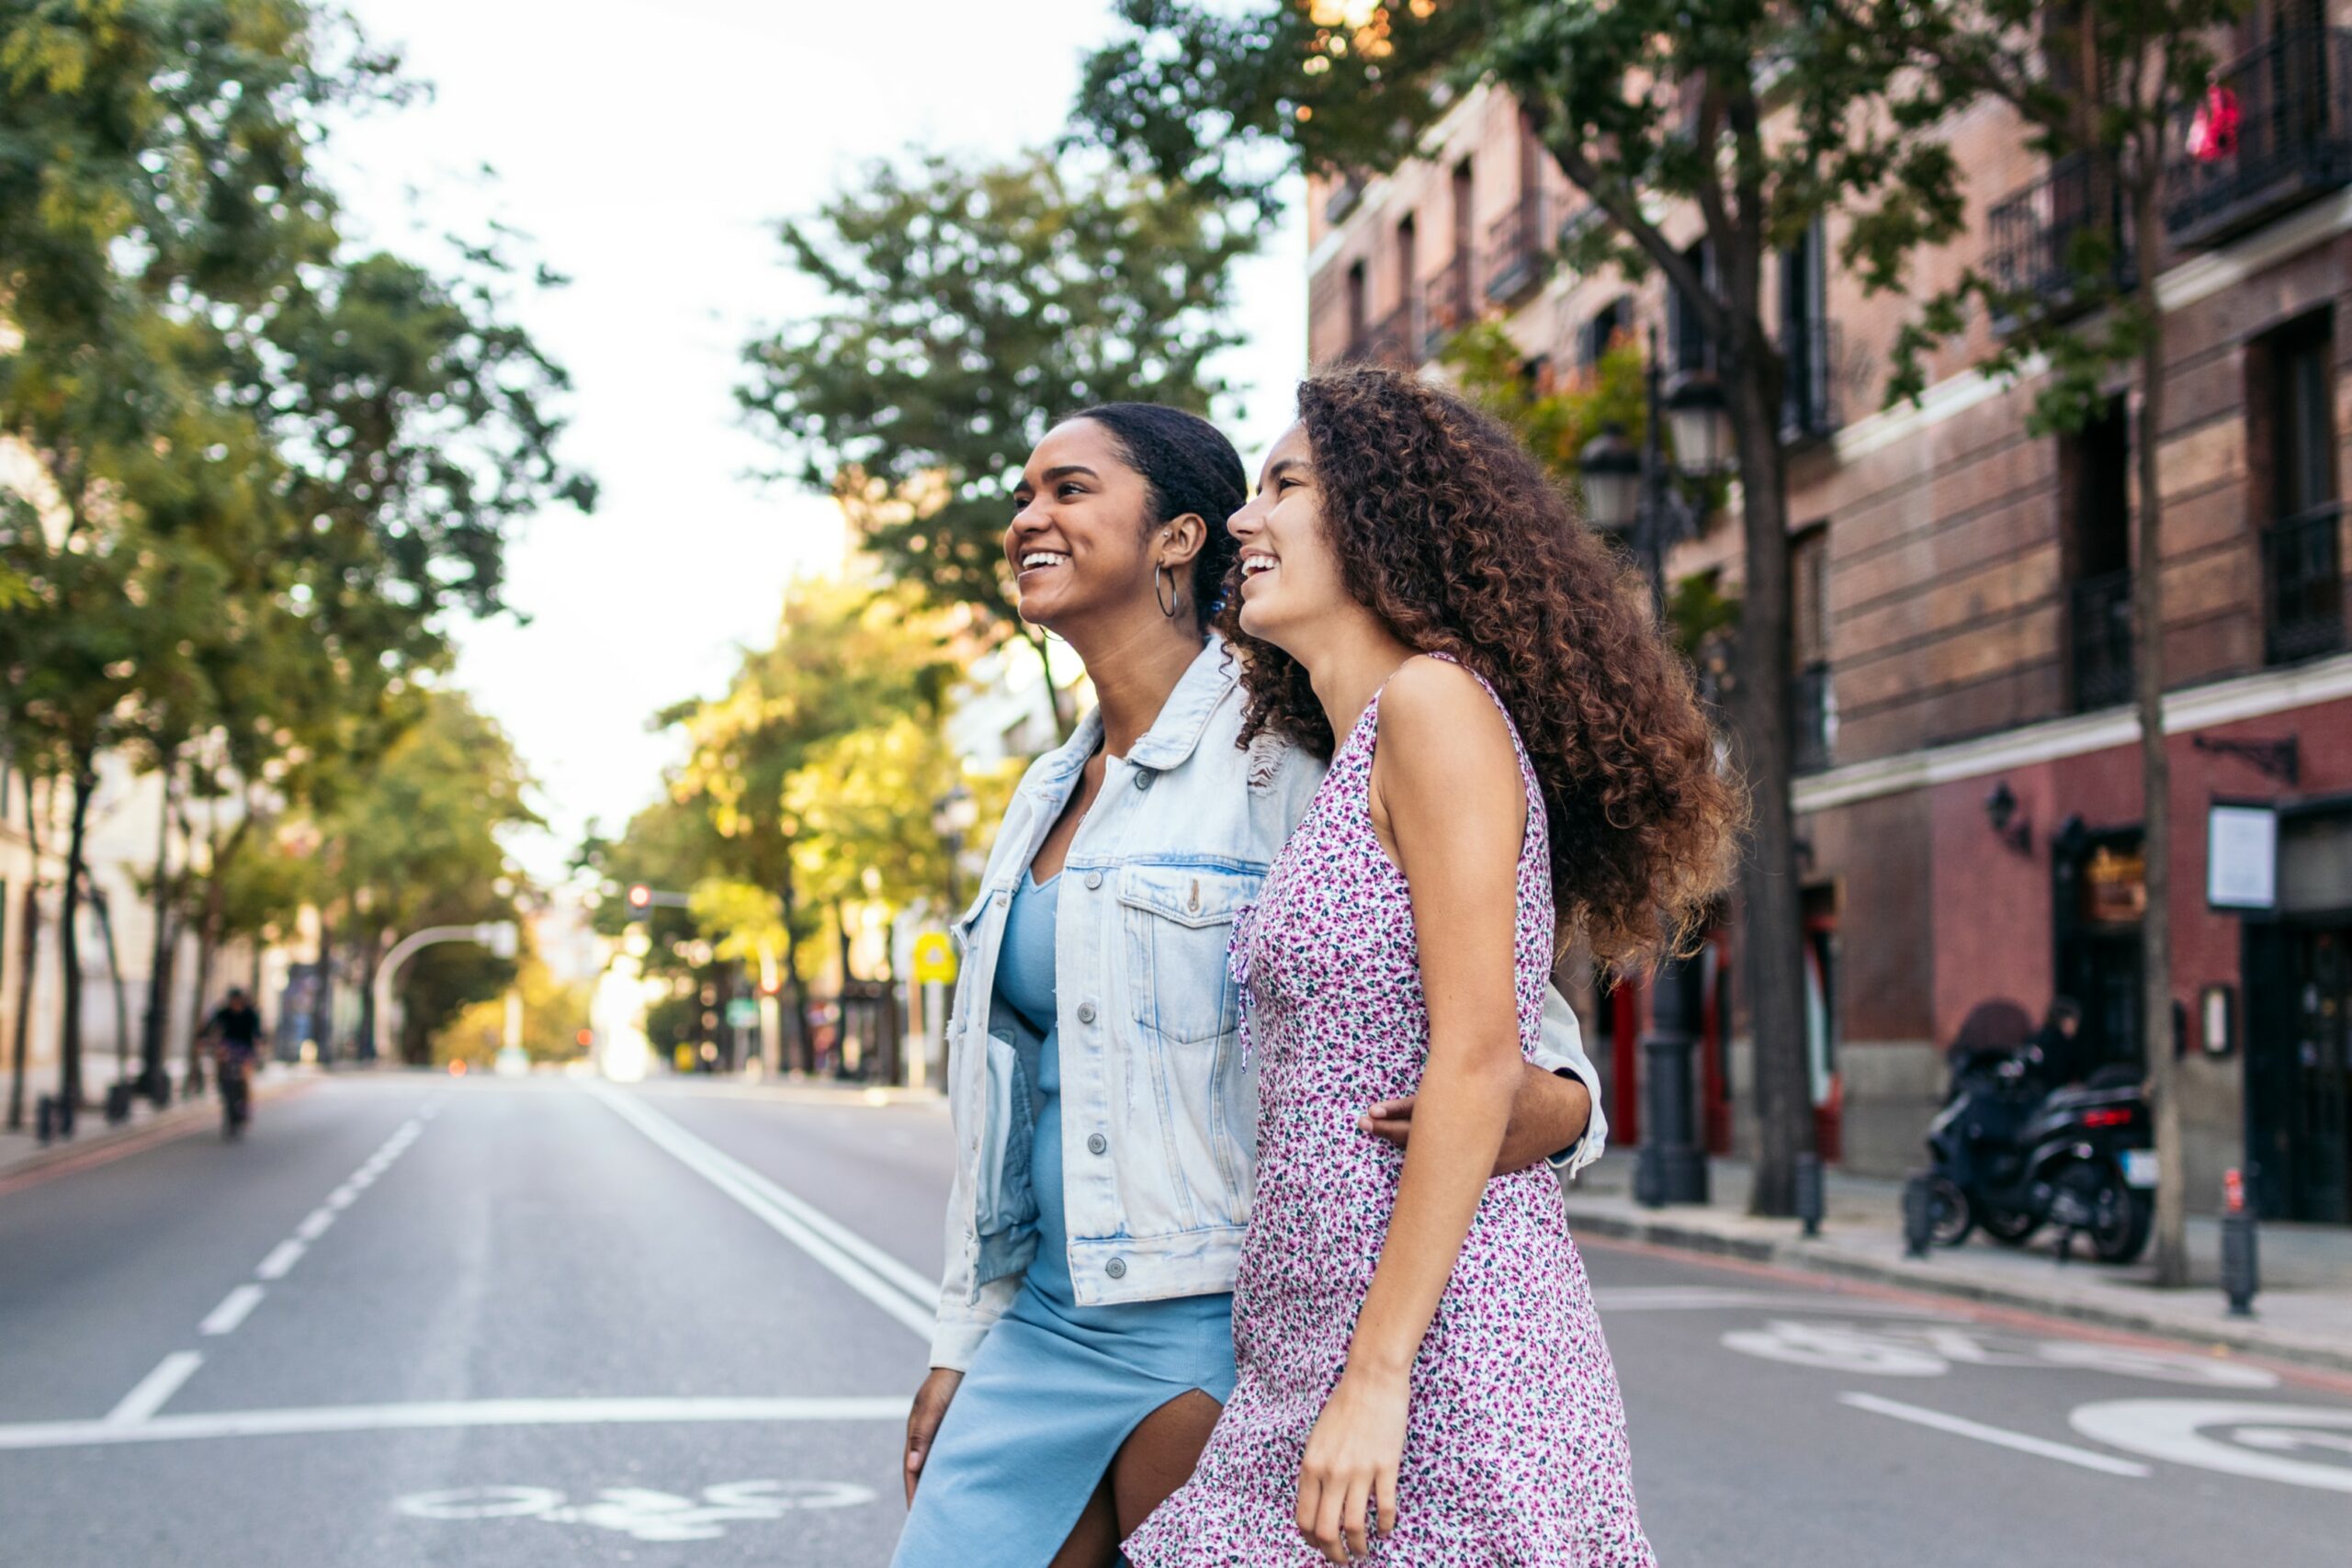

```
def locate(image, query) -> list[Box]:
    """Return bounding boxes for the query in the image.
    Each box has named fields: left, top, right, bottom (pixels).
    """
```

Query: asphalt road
left=1, top=1071, right=2346, bottom=1567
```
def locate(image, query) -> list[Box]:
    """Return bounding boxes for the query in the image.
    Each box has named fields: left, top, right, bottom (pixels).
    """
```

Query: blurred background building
left=1305, top=34, right=2352, bottom=1224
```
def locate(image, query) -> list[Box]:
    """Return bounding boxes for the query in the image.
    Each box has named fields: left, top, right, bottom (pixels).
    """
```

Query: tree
left=656, top=580, right=954, bottom=1069
left=737, top=150, right=1250, bottom=735
left=1077, top=0, right=1969, bottom=1213
left=1853, top=0, right=2247, bottom=1286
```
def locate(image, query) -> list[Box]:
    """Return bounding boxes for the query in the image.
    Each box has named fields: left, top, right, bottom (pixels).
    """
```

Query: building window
left=1451, top=156, right=1475, bottom=301
left=1781, top=220, right=1837, bottom=442
left=1668, top=241, right=1715, bottom=374
left=1578, top=296, right=1631, bottom=370
left=2061, top=394, right=2133, bottom=711
left=1345, top=259, right=1368, bottom=357
left=1792, top=524, right=1835, bottom=773
left=2250, top=309, right=2345, bottom=663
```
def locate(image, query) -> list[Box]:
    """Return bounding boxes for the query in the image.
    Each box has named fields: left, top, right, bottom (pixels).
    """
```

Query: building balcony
left=1984, top=153, right=2136, bottom=329
left=2263, top=501, right=2347, bottom=665
left=1792, top=662, right=1835, bottom=775
left=1421, top=255, right=1473, bottom=359
left=1345, top=301, right=1419, bottom=369
left=1484, top=193, right=1548, bottom=306
left=1781, top=319, right=1841, bottom=447
left=2067, top=568, right=2134, bottom=712
left=2166, top=30, right=2352, bottom=250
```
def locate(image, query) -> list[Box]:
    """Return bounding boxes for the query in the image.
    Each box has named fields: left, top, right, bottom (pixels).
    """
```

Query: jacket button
left=1104, top=1258, right=1127, bottom=1279
left=1134, top=770, right=1154, bottom=791
left=1085, top=870, right=1103, bottom=890
left=1086, top=1133, right=1108, bottom=1156
left=1077, top=1001, right=1097, bottom=1024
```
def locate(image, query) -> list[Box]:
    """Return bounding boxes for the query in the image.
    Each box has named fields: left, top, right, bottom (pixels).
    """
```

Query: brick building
left=1304, top=35, right=2352, bottom=1222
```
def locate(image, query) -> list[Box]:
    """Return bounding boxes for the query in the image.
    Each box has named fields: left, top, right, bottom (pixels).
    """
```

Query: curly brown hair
left=1218, top=367, right=1746, bottom=976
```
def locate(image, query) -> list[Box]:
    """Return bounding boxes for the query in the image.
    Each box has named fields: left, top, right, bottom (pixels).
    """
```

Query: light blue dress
left=893, top=871, right=1237, bottom=1566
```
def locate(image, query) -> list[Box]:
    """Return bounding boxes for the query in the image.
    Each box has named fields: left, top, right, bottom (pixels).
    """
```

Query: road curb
left=0, top=1076, right=313, bottom=1197
left=1563, top=1201, right=2352, bottom=1377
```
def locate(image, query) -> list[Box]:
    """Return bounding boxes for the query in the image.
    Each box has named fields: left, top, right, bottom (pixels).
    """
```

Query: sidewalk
left=1563, top=1151, right=2352, bottom=1374
left=0, top=1061, right=314, bottom=1192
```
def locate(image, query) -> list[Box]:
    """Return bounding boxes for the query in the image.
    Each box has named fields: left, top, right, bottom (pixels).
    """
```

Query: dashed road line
left=198, top=1284, right=266, bottom=1337
left=107, top=1353, right=205, bottom=1426
left=254, top=1239, right=306, bottom=1280
left=294, top=1206, right=335, bottom=1241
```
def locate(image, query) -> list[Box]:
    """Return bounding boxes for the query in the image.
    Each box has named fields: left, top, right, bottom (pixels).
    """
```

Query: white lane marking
left=254, top=1240, right=305, bottom=1280
left=294, top=1208, right=335, bottom=1241
left=2070, top=1399, right=2352, bottom=1493
left=326, top=1185, right=358, bottom=1210
left=107, top=1352, right=205, bottom=1426
left=586, top=1082, right=934, bottom=1337
left=1595, top=1287, right=1943, bottom=1316
left=396, top=1478, right=876, bottom=1540
left=348, top=1170, right=376, bottom=1190
left=198, top=1285, right=266, bottom=1337
left=1839, top=1393, right=2154, bottom=1477
left=0, top=1395, right=909, bottom=1452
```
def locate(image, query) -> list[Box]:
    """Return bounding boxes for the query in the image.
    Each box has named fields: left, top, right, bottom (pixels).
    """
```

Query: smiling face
left=1227, top=422, right=1352, bottom=655
left=1005, top=418, right=1170, bottom=635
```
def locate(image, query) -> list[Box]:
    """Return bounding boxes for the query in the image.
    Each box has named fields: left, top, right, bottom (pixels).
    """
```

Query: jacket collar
left=1034, top=637, right=1237, bottom=784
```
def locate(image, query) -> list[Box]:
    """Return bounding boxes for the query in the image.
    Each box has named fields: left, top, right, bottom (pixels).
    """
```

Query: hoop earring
left=1155, top=565, right=1182, bottom=620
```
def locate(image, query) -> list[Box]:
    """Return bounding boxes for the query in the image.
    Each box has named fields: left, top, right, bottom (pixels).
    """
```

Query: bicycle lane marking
left=584, top=1081, right=935, bottom=1337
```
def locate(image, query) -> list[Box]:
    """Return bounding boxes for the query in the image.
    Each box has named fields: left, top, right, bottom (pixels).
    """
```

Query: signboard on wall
left=2206, top=803, right=2278, bottom=911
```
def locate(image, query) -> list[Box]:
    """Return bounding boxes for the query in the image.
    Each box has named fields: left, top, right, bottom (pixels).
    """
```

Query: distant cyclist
left=205, top=987, right=264, bottom=1139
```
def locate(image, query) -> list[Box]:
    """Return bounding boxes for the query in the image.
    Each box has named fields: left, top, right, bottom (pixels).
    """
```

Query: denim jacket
left=929, top=639, right=1607, bottom=1371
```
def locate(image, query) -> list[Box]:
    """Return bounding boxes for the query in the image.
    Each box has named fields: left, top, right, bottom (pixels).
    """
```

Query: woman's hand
left=1295, top=1365, right=1408, bottom=1561
left=1360, top=1064, right=1591, bottom=1176
left=902, top=1368, right=964, bottom=1506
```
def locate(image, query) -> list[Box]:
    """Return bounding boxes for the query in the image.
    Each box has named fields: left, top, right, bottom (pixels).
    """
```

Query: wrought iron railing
left=2263, top=502, right=2346, bottom=665
left=1792, top=663, right=1835, bottom=775
left=1984, top=153, right=2136, bottom=328
left=2068, top=569, right=2134, bottom=711
left=2166, top=30, right=2352, bottom=249
left=1421, top=254, right=1472, bottom=359
left=1484, top=192, right=1548, bottom=305
left=1781, top=318, right=1841, bottom=446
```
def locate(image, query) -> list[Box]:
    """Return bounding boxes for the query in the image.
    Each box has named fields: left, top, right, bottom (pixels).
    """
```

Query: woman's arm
left=1358, top=1059, right=1591, bottom=1174
left=1294, top=660, right=1531, bottom=1561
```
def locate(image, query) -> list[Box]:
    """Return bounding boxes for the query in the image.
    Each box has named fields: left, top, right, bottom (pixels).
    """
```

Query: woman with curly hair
left=894, top=402, right=1606, bottom=1568
left=1125, top=368, right=1741, bottom=1567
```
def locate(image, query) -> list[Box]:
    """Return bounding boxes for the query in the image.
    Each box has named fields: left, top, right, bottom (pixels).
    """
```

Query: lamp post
left=1580, top=323, right=1732, bottom=1209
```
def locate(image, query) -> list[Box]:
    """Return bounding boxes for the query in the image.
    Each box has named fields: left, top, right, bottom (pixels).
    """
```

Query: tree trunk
left=139, top=748, right=179, bottom=1102
left=2131, top=175, right=2188, bottom=1288
left=87, top=874, right=132, bottom=1092
left=56, top=755, right=96, bottom=1115
left=1724, top=333, right=1816, bottom=1218
left=6, top=787, right=44, bottom=1132
left=314, top=897, right=336, bottom=1066
left=777, top=863, right=813, bottom=1074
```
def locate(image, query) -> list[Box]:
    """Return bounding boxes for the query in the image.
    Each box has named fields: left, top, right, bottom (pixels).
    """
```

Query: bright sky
left=324, top=1, right=1306, bottom=885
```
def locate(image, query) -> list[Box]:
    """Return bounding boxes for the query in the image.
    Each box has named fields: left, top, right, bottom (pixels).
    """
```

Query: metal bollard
left=1794, top=1152, right=1824, bottom=1238
left=2221, top=1168, right=2258, bottom=1318
left=1901, top=1173, right=1933, bottom=1259
left=35, top=1094, right=55, bottom=1145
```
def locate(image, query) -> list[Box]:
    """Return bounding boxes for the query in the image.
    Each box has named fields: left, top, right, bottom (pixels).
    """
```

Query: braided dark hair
left=1063, top=403, right=1246, bottom=631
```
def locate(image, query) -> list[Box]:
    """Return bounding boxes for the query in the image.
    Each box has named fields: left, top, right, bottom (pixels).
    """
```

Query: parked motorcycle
left=1923, top=1043, right=2155, bottom=1264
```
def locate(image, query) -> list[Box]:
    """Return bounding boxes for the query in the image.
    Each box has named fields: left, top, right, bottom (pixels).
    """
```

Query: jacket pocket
left=977, top=1030, right=1037, bottom=1236
left=1118, top=864, right=1260, bottom=1045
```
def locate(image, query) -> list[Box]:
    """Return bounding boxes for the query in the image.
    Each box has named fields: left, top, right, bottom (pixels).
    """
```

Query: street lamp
left=1579, top=323, right=1722, bottom=1210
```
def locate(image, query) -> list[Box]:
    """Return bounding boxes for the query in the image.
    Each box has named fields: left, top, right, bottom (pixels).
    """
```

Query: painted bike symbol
left=396, top=1478, right=876, bottom=1541
left=2071, top=1400, right=2352, bottom=1493
left=1721, top=1318, right=2278, bottom=1387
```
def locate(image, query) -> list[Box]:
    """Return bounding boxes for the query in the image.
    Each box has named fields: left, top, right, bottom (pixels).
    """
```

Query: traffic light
left=626, top=883, right=653, bottom=917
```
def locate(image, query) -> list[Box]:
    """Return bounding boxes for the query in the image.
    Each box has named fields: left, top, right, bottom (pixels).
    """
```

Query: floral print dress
left=1125, top=660, right=1655, bottom=1567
